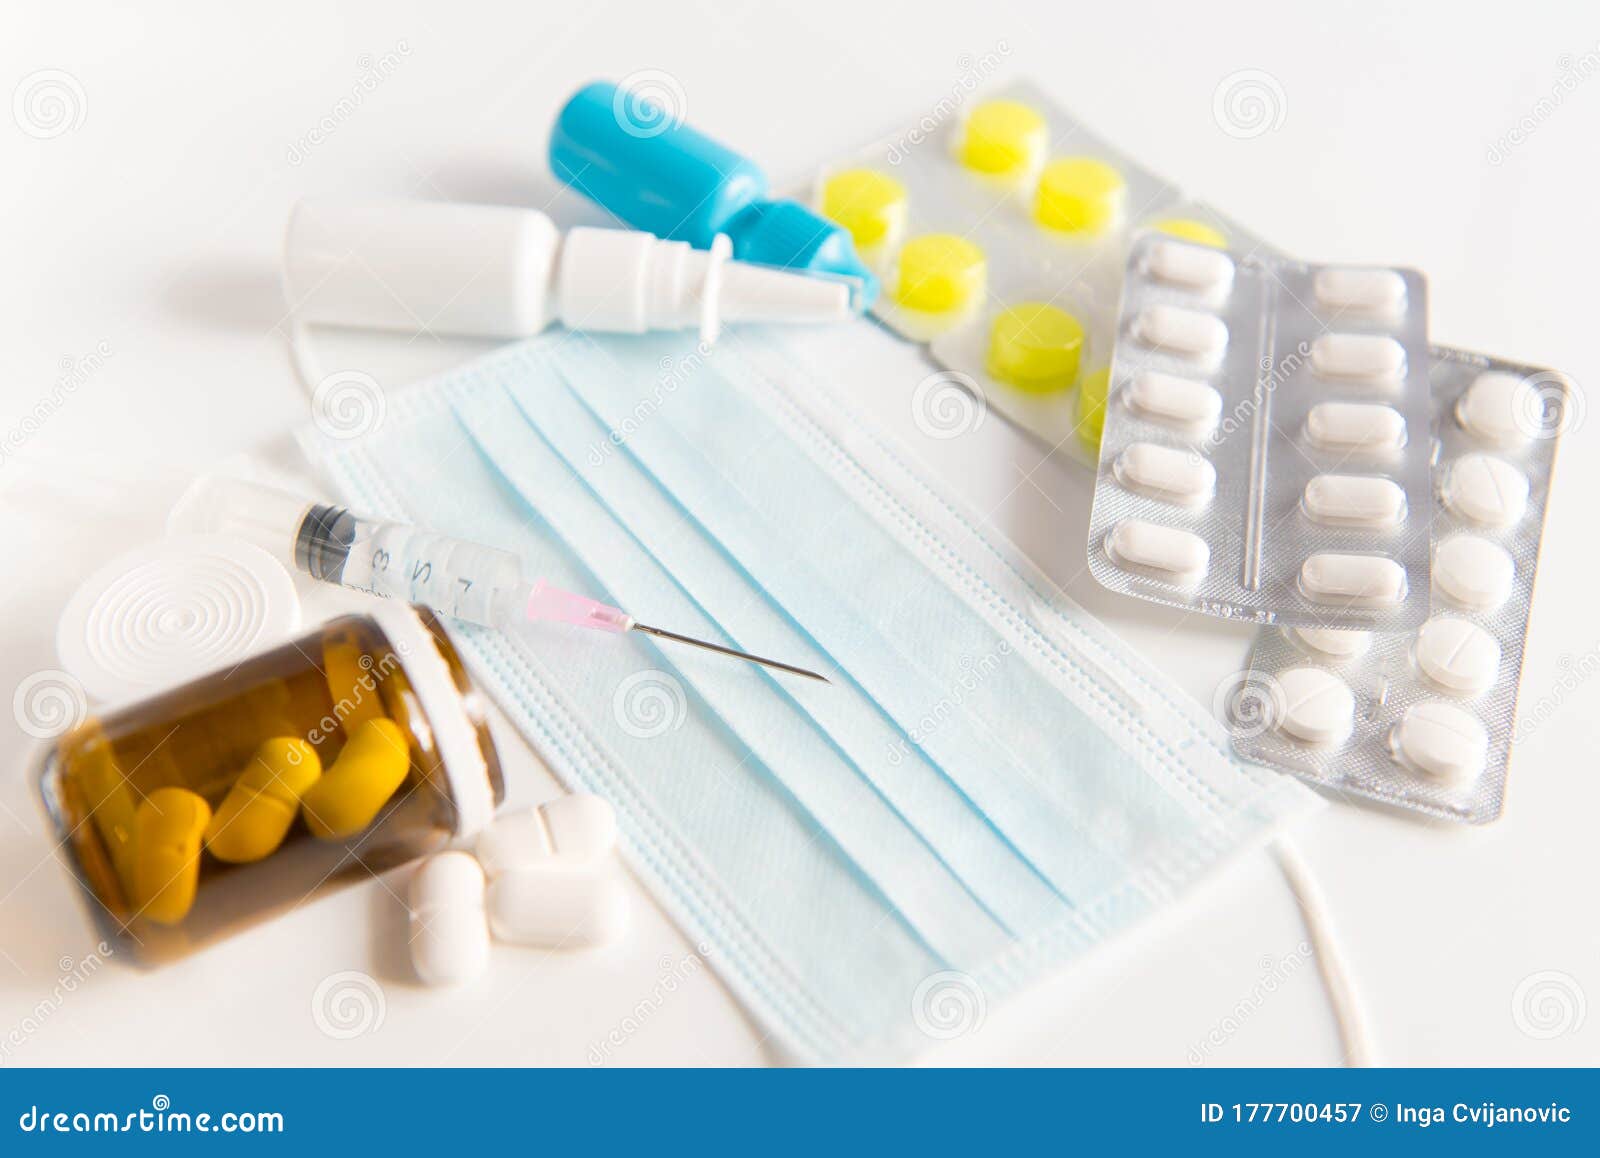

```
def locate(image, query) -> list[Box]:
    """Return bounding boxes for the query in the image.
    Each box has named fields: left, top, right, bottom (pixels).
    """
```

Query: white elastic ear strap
left=1272, top=834, right=1373, bottom=1066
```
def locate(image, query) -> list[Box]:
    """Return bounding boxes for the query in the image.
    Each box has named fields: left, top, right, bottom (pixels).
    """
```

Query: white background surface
left=3, top=0, right=1597, bottom=1066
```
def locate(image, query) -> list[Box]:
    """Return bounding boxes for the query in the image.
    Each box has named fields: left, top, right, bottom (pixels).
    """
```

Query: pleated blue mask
left=302, top=329, right=1313, bottom=1062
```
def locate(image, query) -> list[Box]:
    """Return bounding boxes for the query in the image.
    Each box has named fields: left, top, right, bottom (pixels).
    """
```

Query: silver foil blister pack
left=1227, top=349, right=1570, bottom=823
left=806, top=79, right=1258, bottom=457
left=1086, top=235, right=1434, bottom=629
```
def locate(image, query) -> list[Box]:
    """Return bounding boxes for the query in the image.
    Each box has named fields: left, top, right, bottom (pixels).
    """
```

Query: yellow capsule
left=1076, top=367, right=1112, bottom=453
left=204, top=737, right=323, bottom=863
left=322, top=636, right=386, bottom=733
left=300, top=718, right=411, bottom=840
left=958, top=100, right=1048, bottom=176
left=986, top=303, right=1085, bottom=394
left=892, top=234, right=986, bottom=314
left=1148, top=217, right=1228, bottom=248
left=63, top=727, right=139, bottom=896
left=820, top=169, right=907, bottom=249
left=131, top=787, right=211, bottom=926
left=1034, top=158, right=1125, bottom=235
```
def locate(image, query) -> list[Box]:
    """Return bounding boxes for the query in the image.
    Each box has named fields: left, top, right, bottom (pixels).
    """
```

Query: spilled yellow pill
left=820, top=169, right=907, bottom=249
left=301, top=718, right=411, bottom=840
left=1076, top=367, right=1112, bottom=453
left=1034, top=158, right=1125, bottom=235
left=893, top=233, right=986, bottom=313
left=1149, top=217, right=1228, bottom=248
left=958, top=100, right=1047, bottom=176
left=131, top=787, right=211, bottom=926
left=987, top=303, right=1085, bottom=394
left=204, top=737, right=322, bottom=863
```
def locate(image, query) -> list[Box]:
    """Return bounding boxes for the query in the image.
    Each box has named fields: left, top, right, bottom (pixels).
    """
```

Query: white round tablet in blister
left=1456, top=371, right=1533, bottom=448
left=1443, top=453, right=1529, bottom=527
left=1414, top=617, right=1501, bottom=695
left=1434, top=534, right=1514, bottom=611
left=1290, top=626, right=1371, bottom=660
left=1274, top=666, right=1355, bottom=747
left=1391, top=701, right=1488, bottom=787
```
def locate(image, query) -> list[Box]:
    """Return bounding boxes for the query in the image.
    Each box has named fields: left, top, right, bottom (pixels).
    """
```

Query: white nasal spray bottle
left=282, top=199, right=856, bottom=344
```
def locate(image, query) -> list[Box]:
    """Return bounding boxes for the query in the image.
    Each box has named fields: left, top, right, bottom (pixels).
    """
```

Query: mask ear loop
left=280, top=221, right=326, bottom=399
left=1271, top=834, right=1374, bottom=1066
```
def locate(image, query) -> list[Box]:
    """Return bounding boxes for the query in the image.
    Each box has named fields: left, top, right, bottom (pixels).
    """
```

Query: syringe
left=173, top=477, right=829, bottom=684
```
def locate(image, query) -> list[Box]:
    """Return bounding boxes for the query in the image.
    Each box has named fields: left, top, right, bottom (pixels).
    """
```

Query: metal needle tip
left=630, top=623, right=831, bottom=684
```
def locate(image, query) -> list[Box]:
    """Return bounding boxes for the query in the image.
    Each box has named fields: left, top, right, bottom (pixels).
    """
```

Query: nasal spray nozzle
left=282, top=198, right=859, bottom=345
left=172, top=477, right=830, bottom=684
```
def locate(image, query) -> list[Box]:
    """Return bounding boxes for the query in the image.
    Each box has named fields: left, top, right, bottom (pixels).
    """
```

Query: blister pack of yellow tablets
left=809, top=79, right=1261, bottom=458
left=1224, top=351, right=1571, bottom=823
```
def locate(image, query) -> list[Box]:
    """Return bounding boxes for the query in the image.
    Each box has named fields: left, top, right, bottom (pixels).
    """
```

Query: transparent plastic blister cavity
left=804, top=79, right=1259, bottom=459
left=1227, top=349, right=1571, bottom=824
left=1086, top=235, right=1434, bottom=629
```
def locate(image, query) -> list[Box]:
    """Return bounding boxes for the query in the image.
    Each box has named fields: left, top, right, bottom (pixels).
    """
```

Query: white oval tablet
left=1456, top=371, right=1533, bottom=448
left=476, top=794, right=619, bottom=876
left=1114, top=442, right=1216, bottom=505
left=1302, top=474, right=1406, bottom=528
left=487, top=865, right=630, bottom=949
left=409, top=851, right=490, bottom=986
left=1306, top=402, right=1406, bottom=452
left=1442, top=453, right=1529, bottom=527
left=1392, top=701, right=1488, bottom=787
left=1144, top=240, right=1235, bottom=296
left=1125, top=370, right=1223, bottom=432
left=1300, top=553, right=1406, bottom=607
left=1132, top=304, right=1229, bottom=367
left=1311, top=333, right=1407, bottom=384
left=1434, top=534, right=1515, bottom=612
left=1290, top=626, right=1371, bottom=660
left=1415, top=617, right=1501, bottom=695
left=1106, top=519, right=1210, bottom=582
left=1314, top=267, right=1408, bottom=316
left=1275, top=666, right=1355, bottom=747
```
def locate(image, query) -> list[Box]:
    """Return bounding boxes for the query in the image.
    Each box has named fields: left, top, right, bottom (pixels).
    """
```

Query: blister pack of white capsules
left=1085, top=233, right=1434, bottom=630
left=806, top=79, right=1260, bottom=459
left=1227, top=350, right=1571, bottom=823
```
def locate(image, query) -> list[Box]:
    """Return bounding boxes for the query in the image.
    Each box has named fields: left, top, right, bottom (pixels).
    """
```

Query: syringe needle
left=630, top=622, right=831, bottom=684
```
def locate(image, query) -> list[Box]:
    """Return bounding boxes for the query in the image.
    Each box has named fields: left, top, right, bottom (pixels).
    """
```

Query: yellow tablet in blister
left=1076, top=367, right=1111, bottom=453
left=820, top=169, right=908, bottom=249
left=957, top=100, right=1047, bottom=176
left=986, top=303, right=1084, bottom=394
left=892, top=234, right=986, bottom=313
left=1034, top=158, right=1125, bottom=235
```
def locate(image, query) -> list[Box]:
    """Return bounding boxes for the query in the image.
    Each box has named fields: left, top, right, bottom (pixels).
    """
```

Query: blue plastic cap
left=549, top=80, right=876, bottom=309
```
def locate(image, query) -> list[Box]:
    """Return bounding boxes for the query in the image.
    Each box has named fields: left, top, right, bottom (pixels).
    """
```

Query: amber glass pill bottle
left=34, top=604, right=503, bottom=963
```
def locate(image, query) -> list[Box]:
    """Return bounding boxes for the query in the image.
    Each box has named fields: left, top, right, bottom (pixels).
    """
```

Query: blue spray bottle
left=549, top=80, right=878, bottom=308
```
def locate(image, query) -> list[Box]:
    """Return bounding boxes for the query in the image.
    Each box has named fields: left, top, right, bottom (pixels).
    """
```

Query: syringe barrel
left=294, top=504, right=525, bottom=628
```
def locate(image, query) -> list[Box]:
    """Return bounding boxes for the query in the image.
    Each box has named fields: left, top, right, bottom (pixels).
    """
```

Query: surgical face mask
left=301, top=328, right=1313, bottom=1062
